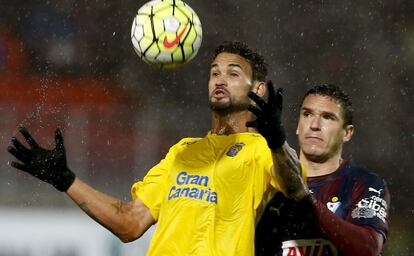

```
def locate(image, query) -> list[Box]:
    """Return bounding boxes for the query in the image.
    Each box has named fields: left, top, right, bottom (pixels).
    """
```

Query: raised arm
left=247, top=81, right=309, bottom=200
left=271, top=143, right=308, bottom=201
left=7, top=127, right=155, bottom=242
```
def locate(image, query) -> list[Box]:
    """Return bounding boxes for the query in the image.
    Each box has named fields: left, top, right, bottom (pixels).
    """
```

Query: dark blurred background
left=0, top=0, right=413, bottom=255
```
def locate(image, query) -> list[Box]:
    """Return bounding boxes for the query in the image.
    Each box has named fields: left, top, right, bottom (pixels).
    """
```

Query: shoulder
left=245, top=134, right=272, bottom=159
left=343, top=162, right=387, bottom=188
left=239, top=133, right=270, bottom=150
left=175, top=137, right=202, bottom=146
left=162, top=137, right=203, bottom=157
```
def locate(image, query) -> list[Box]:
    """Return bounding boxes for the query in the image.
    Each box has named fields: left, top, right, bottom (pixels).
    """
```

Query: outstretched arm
left=67, top=178, right=155, bottom=242
left=7, top=127, right=155, bottom=242
left=247, top=82, right=309, bottom=201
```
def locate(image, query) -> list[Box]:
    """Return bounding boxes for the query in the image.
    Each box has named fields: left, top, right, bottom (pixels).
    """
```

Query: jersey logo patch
left=269, top=203, right=285, bottom=216
left=168, top=171, right=217, bottom=204
left=282, top=239, right=337, bottom=256
left=368, top=187, right=383, bottom=196
left=226, top=143, right=245, bottom=157
left=352, top=192, right=387, bottom=223
left=326, top=196, right=341, bottom=213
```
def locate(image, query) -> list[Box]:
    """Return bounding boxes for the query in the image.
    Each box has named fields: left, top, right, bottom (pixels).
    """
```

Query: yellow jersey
left=131, top=132, right=285, bottom=256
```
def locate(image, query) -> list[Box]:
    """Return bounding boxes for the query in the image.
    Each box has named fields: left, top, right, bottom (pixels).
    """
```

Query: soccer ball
left=131, top=0, right=202, bottom=69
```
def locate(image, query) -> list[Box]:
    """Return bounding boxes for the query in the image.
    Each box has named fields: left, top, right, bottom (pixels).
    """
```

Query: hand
left=7, top=127, right=75, bottom=192
left=246, top=81, right=286, bottom=149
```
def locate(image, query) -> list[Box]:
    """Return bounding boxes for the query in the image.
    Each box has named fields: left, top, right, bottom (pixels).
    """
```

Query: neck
left=300, top=151, right=342, bottom=177
left=211, top=110, right=256, bottom=135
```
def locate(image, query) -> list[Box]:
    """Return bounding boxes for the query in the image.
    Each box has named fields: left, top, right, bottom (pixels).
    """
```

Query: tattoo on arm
left=273, top=146, right=308, bottom=201
left=79, top=202, right=98, bottom=220
left=112, top=200, right=128, bottom=214
left=278, top=151, right=302, bottom=176
left=79, top=201, right=127, bottom=231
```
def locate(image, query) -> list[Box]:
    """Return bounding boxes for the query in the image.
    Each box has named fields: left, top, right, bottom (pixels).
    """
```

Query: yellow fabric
left=131, top=132, right=299, bottom=256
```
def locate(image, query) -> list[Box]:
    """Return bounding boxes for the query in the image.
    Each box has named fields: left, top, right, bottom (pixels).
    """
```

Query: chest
left=170, top=142, right=255, bottom=191
left=163, top=141, right=263, bottom=216
left=308, top=175, right=356, bottom=218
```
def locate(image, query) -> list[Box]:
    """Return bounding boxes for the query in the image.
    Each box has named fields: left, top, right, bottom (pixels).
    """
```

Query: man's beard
left=209, top=97, right=250, bottom=115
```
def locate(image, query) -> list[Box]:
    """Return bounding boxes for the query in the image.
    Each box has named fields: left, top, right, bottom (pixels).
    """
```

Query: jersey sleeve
left=251, top=140, right=277, bottom=220
left=130, top=142, right=180, bottom=221
left=348, top=173, right=390, bottom=240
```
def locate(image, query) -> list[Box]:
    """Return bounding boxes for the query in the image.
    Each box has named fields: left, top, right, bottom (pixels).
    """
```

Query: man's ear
left=343, top=124, right=354, bottom=143
left=253, top=81, right=266, bottom=97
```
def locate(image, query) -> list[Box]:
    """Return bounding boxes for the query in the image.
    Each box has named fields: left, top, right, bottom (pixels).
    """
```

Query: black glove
left=246, top=81, right=286, bottom=149
left=7, top=127, right=75, bottom=192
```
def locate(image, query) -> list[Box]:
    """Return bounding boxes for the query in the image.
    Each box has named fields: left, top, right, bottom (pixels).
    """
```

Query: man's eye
left=303, top=111, right=311, bottom=117
left=323, top=114, right=335, bottom=120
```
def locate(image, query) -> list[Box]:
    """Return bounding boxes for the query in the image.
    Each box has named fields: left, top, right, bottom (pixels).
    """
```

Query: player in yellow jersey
left=7, top=41, right=308, bottom=255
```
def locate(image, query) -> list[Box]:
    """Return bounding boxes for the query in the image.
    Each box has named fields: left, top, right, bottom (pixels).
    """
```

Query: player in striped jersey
left=255, top=84, right=390, bottom=256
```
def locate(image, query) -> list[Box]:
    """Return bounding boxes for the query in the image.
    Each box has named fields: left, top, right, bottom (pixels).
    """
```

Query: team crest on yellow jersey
left=226, top=143, right=245, bottom=157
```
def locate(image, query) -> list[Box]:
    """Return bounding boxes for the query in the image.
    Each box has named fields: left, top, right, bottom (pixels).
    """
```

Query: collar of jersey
left=307, top=161, right=349, bottom=188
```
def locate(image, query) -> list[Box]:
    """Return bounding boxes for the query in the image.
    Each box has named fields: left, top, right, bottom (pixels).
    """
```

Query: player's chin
left=209, top=99, right=230, bottom=110
left=302, top=149, right=329, bottom=163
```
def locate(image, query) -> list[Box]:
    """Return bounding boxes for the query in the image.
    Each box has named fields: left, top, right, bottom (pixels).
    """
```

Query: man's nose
left=215, top=75, right=227, bottom=86
left=310, top=116, right=321, bottom=131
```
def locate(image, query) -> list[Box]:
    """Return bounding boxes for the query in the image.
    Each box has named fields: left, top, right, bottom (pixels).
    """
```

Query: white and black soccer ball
left=131, top=0, right=202, bottom=69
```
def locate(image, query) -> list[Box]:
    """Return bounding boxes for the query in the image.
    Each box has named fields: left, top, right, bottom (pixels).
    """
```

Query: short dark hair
left=213, top=41, right=268, bottom=82
left=302, top=84, right=353, bottom=126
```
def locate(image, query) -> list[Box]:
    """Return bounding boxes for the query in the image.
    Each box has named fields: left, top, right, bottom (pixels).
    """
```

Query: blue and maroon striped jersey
left=255, top=161, right=390, bottom=256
